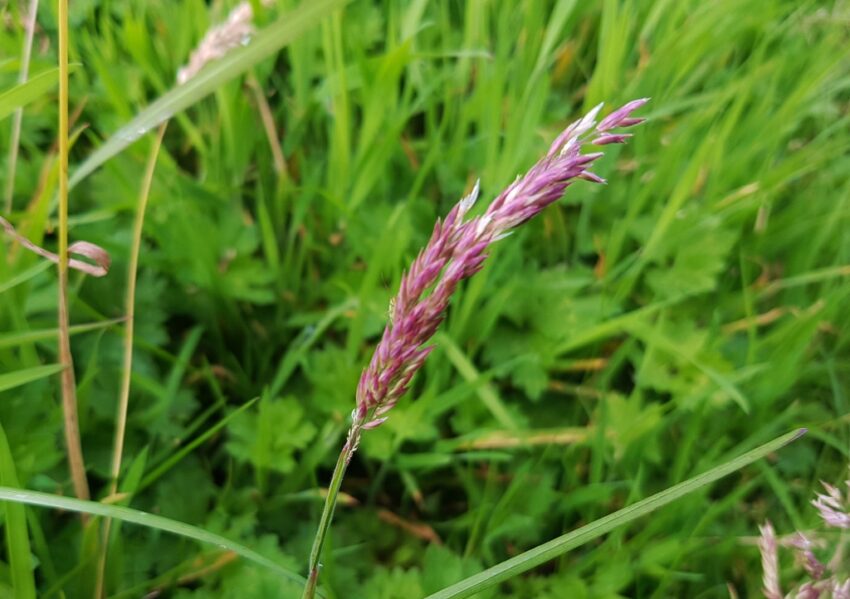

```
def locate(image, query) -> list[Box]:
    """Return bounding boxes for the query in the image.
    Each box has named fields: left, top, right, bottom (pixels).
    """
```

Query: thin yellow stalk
left=4, top=0, right=39, bottom=214
left=57, top=0, right=89, bottom=503
left=95, top=121, right=168, bottom=599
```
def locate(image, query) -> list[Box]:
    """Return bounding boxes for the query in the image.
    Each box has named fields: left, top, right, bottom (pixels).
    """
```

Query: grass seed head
left=353, top=99, right=649, bottom=431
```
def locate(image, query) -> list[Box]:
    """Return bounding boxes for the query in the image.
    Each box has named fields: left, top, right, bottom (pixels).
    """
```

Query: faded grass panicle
left=177, top=1, right=271, bottom=84
left=758, top=474, right=850, bottom=598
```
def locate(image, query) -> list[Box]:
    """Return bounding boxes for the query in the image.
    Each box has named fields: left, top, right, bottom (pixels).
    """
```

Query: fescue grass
left=0, top=0, right=848, bottom=597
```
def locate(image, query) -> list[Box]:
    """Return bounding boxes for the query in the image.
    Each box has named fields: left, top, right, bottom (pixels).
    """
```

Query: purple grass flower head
left=790, top=533, right=826, bottom=580
left=592, top=133, right=633, bottom=146
left=597, top=98, right=649, bottom=131
left=347, top=100, right=648, bottom=445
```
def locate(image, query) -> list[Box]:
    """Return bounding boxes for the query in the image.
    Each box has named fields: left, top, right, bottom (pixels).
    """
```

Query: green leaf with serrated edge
left=425, top=429, right=806, bottom=599
left=138, top=398, right=257, bottom=492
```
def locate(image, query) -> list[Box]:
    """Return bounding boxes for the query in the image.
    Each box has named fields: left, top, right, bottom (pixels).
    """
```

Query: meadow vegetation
left=0, top=0, right=848, bottom=597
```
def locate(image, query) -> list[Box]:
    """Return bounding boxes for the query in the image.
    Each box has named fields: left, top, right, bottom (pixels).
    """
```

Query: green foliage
left=0, top=66, right=71, bottom=121
left=426, top=429, right=804, bottom=599
left=0, top=424, right=36, bottom=599
left=0, top=0, right=848, bottom=597
left=227, top=395, right=317, bottom=476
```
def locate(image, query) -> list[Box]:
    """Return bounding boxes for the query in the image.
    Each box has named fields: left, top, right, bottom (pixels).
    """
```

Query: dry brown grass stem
left=57, top=0, right=90, bottom=503
left=247, top=74, right=287, bottom=176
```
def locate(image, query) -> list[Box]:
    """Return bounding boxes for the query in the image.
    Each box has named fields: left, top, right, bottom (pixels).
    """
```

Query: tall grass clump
left=97, top=2, right=278, bottom=595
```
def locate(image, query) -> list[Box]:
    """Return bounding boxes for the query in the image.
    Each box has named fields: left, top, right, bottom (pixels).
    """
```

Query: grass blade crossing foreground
left=426, top=428, right=807, bottom=599
left=0, top=318, right=123, bottom=350
left=0, top=364, right=66, bottom=393
left=0, top=425, right=36, bottom=599
left=0, top=67, right=76, bottom=121
left=0, top=487, right=307, bottom=587
left=68, top=0, right=348, bottom=189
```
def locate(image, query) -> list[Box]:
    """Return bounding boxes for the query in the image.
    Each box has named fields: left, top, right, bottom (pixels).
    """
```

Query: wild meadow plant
left=300, top=99, right=649, bottom=598
left=0, top=1, right=831, bottom=597
left=177, top=1, right=270, bottom=85
left=759, top=475, right=850, bottom=598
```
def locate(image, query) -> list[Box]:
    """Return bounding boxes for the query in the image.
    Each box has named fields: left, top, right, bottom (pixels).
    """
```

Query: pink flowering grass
left=757, top=474, right=850, bottom=598
left=301, top=98, right=649, bottom=599
left=350, top=99, right=648, bottom=440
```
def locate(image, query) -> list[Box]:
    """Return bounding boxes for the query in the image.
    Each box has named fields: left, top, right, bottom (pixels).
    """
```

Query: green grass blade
left=425, top=428, right=806, bottom=599
left=0, top=261, right=52, bottom=294
left=0, top=67, right=76, bottom=121
left=0, top=364, right=66, bottom=393
left=0, top=487, right=306, bottom=587
left=0, top=318, right=123, bottom=350
left=435, top=332, right=518, bottom=430
left=269, top=298, right=358, bottom=397
left=0, top=424, right=36, bottom=599
left=138, top=397, right=257, bottom=492
left=68, top=0, right=348, bottom=189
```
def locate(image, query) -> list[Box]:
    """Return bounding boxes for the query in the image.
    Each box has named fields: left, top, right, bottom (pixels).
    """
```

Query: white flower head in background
left=177, top=1, right=272, bottom=85
left=757, top=472, right=850, bottom=598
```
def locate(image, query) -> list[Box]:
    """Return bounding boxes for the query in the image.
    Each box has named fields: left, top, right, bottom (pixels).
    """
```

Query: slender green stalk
left=4, top=0, right=39, bottom=213
left=108, top=120, right=168, bottom=501
left=94, top=120, right=168, bottom=599
left=56, top=0, right=90, bottom=503
left=301, top=426, right=361, bottom=599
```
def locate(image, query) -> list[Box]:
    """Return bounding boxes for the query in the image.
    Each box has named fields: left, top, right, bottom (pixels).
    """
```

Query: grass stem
left=57, top=0, right=90, bottom=503
left=301, top=426, right=360, bottom=599
left=94, top=120, right=168, bottom=598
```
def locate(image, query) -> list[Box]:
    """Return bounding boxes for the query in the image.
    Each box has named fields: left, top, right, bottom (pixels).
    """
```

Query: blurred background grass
left=1, top=0, right=849, bottom=597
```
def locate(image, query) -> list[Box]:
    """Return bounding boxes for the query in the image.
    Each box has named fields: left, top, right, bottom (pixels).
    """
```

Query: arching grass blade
left=0, top=487, right=307, bottom=587
left=426, top=428, right=806, bottom=599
